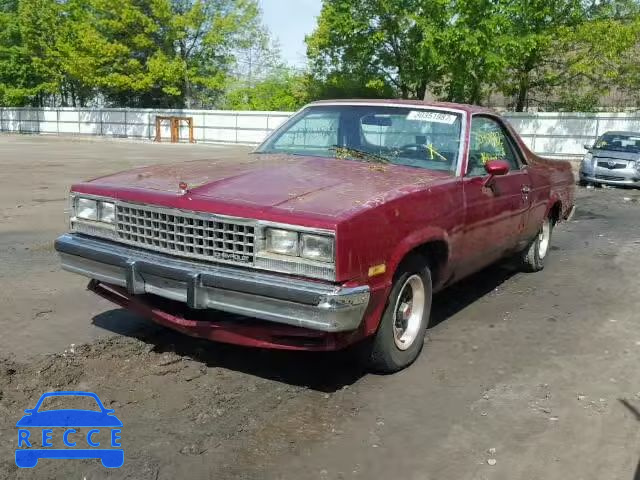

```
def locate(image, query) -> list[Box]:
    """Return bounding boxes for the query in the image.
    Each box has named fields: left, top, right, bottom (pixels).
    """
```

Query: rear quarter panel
left=506, top=122, right=576, bottom=230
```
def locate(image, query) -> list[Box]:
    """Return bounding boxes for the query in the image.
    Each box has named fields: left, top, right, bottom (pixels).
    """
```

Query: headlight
left=581, top=152, right=594, bottom=174
left=98, top=201, right=115, bottom=223
left=265, top=228, right=299, bottom=256
left=76, top=198, right=98, bottom=220
left=636, top=160, right=640, bottom=171
left=74, top=197, right=115, bottom=224
left=301, top=234, right=334, bottom=262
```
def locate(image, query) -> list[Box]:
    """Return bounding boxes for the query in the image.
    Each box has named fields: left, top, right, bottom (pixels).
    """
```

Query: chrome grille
left=115, top=203, right=255, bottom=266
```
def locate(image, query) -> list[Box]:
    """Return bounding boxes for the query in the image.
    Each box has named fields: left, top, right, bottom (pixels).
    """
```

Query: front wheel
left=519, top=216, right=553, bottom=272
left=365, top=256, right=432, bottom=373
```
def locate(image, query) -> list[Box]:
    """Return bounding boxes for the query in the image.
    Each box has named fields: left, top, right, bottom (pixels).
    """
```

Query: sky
left=259, top=0, right=323, bottom=68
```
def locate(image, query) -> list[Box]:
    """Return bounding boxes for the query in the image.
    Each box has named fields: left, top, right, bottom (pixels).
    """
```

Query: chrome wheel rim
left=539, top=219, right=551, bottom=259
left=393, top=274, right=426, bottom=351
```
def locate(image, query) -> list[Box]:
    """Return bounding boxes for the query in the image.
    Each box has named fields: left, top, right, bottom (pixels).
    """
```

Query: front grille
left=115, top=203, right=255, bottom=266
left=597, top=161, right=627, bottom=169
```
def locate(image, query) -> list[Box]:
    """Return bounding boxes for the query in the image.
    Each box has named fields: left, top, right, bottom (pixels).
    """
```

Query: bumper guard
left=55, top=234, right=370, bottom=333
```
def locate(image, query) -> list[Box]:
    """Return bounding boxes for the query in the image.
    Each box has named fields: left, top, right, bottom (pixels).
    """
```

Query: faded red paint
left=74, top=101, right=576, bottom=351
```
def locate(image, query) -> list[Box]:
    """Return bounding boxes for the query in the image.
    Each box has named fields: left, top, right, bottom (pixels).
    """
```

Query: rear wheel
left=365, top=256, right=432, bottom=373
left=519, top=215, right=553, bottom=272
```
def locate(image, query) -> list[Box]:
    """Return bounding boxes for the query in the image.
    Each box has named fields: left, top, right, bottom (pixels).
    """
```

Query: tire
left=365, top=255, right=433, bottom=373
left=519, top=215, right=553, bottom=272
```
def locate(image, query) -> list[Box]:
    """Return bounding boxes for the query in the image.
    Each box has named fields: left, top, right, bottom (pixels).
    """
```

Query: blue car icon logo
left=15, top=391, right=123, bottom=468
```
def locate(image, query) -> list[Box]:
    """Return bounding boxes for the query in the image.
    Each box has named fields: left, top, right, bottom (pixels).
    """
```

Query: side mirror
left=584, top=143, right=593, bottom=150
left=485, top=159, right=510, bottom=177
left=482, top=159, right=510, bottom=189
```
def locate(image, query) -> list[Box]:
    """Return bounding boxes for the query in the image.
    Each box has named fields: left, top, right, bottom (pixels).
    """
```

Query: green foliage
left=306, top=72, right=395, bottom=100
left=488, top=0, right=640, bottom=111
left=0, top=0, right=267, bottom=107
left=439, top=0, right=511, bottom=105
left=222, top=70, right=309, bottom=111
left=551, top=11, right=640, bottom=107
left=307, top=0, right=640, bottom=110
left=0, top=0, right=63, bottom=105
left=307, top=0, right=450, bottom=99
left=0, top=0, right=637, bottom=111
left=222, top=69, right=396, bottom=111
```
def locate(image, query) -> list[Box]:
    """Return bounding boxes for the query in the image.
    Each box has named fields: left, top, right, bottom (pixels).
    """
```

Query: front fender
left=386, top=226, right=451, bottom=283
left=356, top=226, right=451, bottom=337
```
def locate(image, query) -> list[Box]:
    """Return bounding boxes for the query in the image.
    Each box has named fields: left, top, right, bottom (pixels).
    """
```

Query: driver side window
left=467, top=117, right=520, bottom=176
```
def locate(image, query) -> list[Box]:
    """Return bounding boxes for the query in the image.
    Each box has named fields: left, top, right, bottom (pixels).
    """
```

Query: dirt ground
left=1, top=134, right=640, bottom=480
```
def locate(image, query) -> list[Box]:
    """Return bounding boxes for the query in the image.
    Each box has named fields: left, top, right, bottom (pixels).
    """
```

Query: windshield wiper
left=330, top=145, right=390, bottom=164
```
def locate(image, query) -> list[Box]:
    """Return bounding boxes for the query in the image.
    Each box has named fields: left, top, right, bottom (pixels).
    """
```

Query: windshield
left=595, top=133, right=640, bottom=153
left=256, top=105, right=463, bottom=172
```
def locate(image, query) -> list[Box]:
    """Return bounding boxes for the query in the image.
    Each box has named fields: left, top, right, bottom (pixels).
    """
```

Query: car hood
left=592, top=149, right=640, bottom=161
left=16, top=410, right=123, bottom=427
left=78, top=152, right=452, bottom=220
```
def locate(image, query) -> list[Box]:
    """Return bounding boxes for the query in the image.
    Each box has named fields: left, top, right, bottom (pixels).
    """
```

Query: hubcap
left=393, top=274, right=426, bottom=351
left=538, top=219, right=551, bottom=259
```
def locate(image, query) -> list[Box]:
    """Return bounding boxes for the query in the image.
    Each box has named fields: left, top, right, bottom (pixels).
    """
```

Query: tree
left=456, top=0, right=638, bottom=111
left=306, top=0, right=450, bottom=100
left=546, top=2, right=640, bottom=109
left=0, top=0, right=270, bottom=108
left=0, top=0, right=67, bottom=106
left=438, top=0, right=511, bottom=105
left=307, top=0, right=640, bottom=110
left=63, top=0, right=265, bottom=108
left=222, top=69, right=309, bottom=111
left=495, top=0, right=588, bottom=111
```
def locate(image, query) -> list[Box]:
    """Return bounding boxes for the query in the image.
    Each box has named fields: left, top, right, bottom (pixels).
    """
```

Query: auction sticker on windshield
left=406, top=110, right=457, bottom=124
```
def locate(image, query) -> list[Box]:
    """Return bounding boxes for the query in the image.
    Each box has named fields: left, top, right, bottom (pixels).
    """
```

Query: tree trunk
left=515, top=71, right=529, bottom=112
left=70, top=83, right=77, bottom=108
left=400, top=84, right=409, bottom=99
left=470, top=80, right=482, bottom=106
left=184, top=77, right=191, bottom=109
left=416, top=80, right=428, bottom=101
left=60, top=84, right=68, bottom=107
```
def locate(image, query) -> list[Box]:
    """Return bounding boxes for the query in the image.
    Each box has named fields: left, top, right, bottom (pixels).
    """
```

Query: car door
left=458, top=115, right=532, bottom=277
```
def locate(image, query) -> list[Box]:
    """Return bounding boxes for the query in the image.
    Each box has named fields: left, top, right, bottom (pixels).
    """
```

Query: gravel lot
left=1, top=135, right=639, bottom=480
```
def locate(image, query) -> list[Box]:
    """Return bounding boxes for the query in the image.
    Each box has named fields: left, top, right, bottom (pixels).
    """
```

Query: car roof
left=601, top=131, right=640, bottom=137
left=308, top=99, right=496, bottom=115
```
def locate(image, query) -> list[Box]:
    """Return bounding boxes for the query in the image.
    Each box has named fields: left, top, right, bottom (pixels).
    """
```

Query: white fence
left=0, top=108, right=291, bottom=146
left=505, top=112, right=640, bottom=158
left=2, top=107, right=640, bottom=158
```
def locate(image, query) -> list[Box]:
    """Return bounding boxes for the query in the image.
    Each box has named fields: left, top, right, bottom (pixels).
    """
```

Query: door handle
left=521, top=186, right=531, bottom=194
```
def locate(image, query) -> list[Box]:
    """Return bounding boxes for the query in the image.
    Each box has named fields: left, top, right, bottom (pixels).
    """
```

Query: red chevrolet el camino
left=55, top=100, right=575, bottom=372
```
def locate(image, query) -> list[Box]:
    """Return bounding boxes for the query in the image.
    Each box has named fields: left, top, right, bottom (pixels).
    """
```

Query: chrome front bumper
left=55, top=234, right=370, bottom=332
